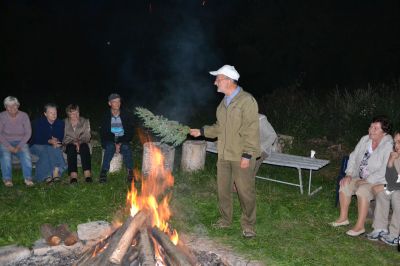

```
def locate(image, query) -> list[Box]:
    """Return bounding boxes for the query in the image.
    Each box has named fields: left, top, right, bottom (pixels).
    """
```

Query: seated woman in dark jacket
left=63, top=104, right=92, bottom=183
left=30, top=103, right=66, bottom=182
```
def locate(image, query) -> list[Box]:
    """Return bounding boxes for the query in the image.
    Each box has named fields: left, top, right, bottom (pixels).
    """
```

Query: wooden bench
left=206, top=141, right=330, bottom=196
left=12, top=154, right=39, bottom=168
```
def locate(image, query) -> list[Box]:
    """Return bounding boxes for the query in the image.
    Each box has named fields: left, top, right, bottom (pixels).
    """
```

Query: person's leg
left=216, top=159, right=234, bottom=225
left=79, top=143, right=92, bottom=181
left=30, top=145, right=52, bottom=182
left=372, top=191, right=390, bottom=231
left=48, top=147, right=66, bottom=178
left=351, top=183, right=374, bottom=232
left=233, top=158, right=257, bottom=233
left=100, top=142, right=115, bottom=182
left=120, top=143, right=134, bottom=182
left=0, top=143, right=12, bottom=182
left=79, top=143, right=92, bottom=172
left=65, top=144, right=78, bottom=176
left=15, top=143, right=33, bottom=181
left=388, top=191, right=400, bottom=237
left=120, top=143, right=133, bottom=169
left=334, top=179, right=357, bottom=223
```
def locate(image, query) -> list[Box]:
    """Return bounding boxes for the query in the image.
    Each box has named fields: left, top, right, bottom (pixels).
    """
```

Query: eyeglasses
left=215, top=78, right=228, bottom=83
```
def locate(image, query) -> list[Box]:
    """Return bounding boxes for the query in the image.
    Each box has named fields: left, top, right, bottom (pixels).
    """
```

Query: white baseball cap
left=209, top=65, right=240, bottom=81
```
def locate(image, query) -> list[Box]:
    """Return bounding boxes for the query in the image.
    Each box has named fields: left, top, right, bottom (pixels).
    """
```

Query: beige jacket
left=63, top=117, right=91, bottom=145
left=346, top=134, right=393, bottom=184
left=203, top=88, right=260, bottom=161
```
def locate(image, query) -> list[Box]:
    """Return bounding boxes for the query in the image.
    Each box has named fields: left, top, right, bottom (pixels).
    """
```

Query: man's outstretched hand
left=190, top=129, right=201, bottom=137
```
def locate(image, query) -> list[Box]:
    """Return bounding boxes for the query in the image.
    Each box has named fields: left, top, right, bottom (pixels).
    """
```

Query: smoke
left=114, top=1, right=225, bottom=125
left=154, top=12, right=220, bottom=124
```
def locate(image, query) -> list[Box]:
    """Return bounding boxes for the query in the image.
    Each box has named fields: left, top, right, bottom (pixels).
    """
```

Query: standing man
left=99, top=93, right=135, bottom=183
left=190, top=65, right=260, bottom=238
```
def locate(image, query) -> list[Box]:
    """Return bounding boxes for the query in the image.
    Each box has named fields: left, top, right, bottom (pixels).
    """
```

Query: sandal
left=45, top=177, right=53, bottom=184
left=24, top=179, right=34, bottom=187
left=3, top=180, right=13, bottom=187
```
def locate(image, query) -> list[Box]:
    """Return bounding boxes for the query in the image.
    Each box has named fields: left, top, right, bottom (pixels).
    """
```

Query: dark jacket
left=31, top=116, right=65, bottom=145
left=100, top=109, right=135, bottom=148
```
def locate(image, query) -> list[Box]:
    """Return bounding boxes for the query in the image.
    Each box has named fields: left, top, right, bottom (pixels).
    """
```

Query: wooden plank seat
left=12, top=153, right=39, bottom=168
left=206, top=141, right=330, bottom=195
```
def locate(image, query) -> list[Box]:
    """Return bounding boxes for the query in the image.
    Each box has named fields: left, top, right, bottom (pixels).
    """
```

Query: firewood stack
left=40, top=223, right=78, bottom=246
left=74, top=211, right=196, bottom=266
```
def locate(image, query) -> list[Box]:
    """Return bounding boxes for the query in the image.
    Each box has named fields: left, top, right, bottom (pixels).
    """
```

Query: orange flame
left=126, top=140, right=179, bottom=245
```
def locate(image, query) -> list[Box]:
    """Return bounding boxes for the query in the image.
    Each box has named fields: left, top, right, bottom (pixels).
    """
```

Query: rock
left=0, top=245, right=31, bottom=265
left=32, top=238, right=84, bottom=256
left=77, top=221, right=111, bottom=241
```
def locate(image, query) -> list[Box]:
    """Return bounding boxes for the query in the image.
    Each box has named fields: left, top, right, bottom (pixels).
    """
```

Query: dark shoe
left=70, top=177, right=78, bottom=184
left=127, top=169, right=134, bottom=183
left=99, top=171, right=107, bottom=183
left=212, top=219, right=231, bottom=229
left=242, top=228, right=256, bottom=238
left=85, top=176, right=93, bottom=183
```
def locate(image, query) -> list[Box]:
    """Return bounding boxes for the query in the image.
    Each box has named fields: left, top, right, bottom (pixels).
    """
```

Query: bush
left=260, top=79, right=400, bottom=147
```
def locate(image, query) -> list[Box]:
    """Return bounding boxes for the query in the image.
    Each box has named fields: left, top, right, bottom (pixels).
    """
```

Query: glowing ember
left=126, top=142, right=179, bottom=245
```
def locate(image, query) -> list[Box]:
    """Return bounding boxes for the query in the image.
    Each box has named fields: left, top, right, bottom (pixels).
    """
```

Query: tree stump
left=273, top=134, right=294, bottom=153
left=142, top=142, right=175, bottom=177
left=101, top=150, right=123, bottom=173
left=181, top=140, right=207, bottom=172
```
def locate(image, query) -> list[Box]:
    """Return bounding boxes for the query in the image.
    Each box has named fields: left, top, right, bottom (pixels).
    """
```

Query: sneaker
left=380, top=234, right=399, bottom=246
left=212, top=219, right=231, bottom=229
left=24, top=179, right=34, bottom=187
left=3, top=180, right=13, bottom=187
left=366, top=229, right=388, bottom=241
left=85, top=176, right=93, bottom=183
left=242, top=228, right=256, bottom=238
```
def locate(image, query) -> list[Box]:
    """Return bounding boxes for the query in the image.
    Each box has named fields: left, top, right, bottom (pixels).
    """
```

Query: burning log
left=76, top=215, right=140, bottom=266
left=138, top=228, right=155, bottom=265
left=181, top=140, right=207, bottom=172
left=151, top=227, right=193, bottom=266
left=109, top=211, right=149, bottom=264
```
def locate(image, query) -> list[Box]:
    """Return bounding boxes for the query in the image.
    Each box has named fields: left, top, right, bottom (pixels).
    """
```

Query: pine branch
left=135, top=107, right=190, bottom=147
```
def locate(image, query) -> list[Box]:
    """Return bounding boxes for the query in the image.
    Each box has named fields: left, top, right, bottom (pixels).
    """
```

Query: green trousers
left=217, top=158, right=256, bottom=230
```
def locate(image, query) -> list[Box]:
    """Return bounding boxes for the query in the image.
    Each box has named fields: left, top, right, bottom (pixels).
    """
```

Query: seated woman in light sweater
left=63, top=104, right=92, bottom=183
left=0, top=96, right=33, bottom=187
left=330, top=115, right=393, bottom=237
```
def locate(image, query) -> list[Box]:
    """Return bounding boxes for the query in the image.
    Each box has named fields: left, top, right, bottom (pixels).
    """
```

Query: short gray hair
left=3, top=96, right=20, bottom=108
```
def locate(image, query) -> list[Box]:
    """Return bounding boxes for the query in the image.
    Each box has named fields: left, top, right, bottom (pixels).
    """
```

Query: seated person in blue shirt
left=30, top=103, right=66, bottom=183
left=99, top=93, right=135, bottom=183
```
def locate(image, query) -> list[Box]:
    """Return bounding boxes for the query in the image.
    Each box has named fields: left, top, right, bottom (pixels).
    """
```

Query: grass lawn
left=0, top=144, right=398, bottom=265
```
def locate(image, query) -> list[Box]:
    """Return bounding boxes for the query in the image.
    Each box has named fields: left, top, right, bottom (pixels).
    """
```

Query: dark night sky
left=1, top=0, right=399, bottom=123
